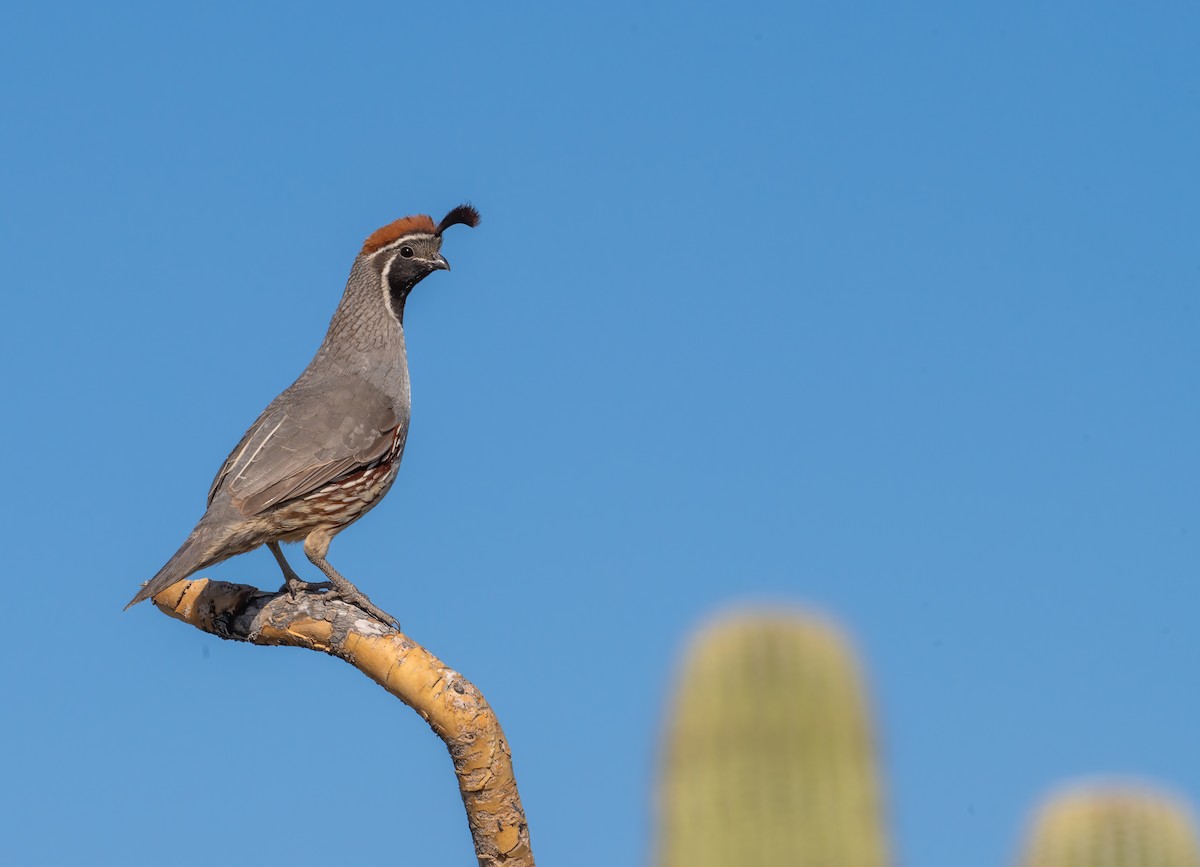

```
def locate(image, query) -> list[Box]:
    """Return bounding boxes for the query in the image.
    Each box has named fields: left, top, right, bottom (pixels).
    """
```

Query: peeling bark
left=150, top=577, right=534, bottom=866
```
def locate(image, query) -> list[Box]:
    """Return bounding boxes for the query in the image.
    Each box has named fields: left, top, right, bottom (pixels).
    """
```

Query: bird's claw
left=343, top=593, right=400, bottom=630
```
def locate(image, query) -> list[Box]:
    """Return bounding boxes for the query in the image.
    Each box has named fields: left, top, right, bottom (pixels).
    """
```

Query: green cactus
left=1018, top=785, right=1200, bottom=867
left=654, top=610, right=889, bottom=867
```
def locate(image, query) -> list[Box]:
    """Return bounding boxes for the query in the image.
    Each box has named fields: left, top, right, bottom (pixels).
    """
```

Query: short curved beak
left=428, top=253, right=450, bottom=272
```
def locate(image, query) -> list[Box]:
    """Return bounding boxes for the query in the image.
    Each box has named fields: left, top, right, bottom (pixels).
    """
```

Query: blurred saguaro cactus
left=1017, top=784, right=1200, bottom=867
left=654, top=609, right=889, bottom=867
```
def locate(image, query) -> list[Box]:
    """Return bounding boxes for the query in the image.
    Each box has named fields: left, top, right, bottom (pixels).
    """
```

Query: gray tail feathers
left=125, top=532, right=211, bottom=610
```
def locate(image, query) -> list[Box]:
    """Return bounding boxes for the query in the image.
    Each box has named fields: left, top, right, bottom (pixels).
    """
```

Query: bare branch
left=150, top=578, right=534, bottom=866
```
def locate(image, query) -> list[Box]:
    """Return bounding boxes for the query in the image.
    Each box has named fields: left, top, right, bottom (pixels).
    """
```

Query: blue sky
left=2, top=2, right=1197, bottom=864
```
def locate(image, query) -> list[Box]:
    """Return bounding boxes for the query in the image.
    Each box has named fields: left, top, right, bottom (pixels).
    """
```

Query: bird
left=126, top=204, right=481, bottom=627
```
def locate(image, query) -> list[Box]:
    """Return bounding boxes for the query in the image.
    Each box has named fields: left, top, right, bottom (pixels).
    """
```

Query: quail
left=126, top=204, right=481, bottom=627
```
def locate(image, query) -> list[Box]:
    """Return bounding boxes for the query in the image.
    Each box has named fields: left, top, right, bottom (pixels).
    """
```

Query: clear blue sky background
left=2, top=2, right=1197, bottom=865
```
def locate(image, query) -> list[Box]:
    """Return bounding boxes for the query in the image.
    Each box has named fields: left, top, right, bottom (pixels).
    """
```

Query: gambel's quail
left=126, top=205, right=481, bottom=626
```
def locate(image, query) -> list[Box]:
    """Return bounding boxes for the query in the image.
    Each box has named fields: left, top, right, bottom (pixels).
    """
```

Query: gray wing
left=208, top=376, right=400, bottom=517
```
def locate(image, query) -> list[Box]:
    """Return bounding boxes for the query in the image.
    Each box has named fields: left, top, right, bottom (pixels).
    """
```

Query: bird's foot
left=278, top=577, right=396, bottom=627
left=279, top=577, right=334, bottom=598
left=343, top=592, right=401, bottom=630
left=325, top=582, right=400, bottom=630
left=270, top=543, right=332, bottom=600
left=304, top=548, right=401, bottom=629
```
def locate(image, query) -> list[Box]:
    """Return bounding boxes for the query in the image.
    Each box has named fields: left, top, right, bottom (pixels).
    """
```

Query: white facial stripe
left=380, top=256, right=401, bottom=324
left=370, top=232, right=436, bottom=258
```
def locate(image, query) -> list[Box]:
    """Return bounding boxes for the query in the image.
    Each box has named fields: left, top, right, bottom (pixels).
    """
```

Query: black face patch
left=384, top=256, right=427, bottom=323
left=387, top=260, right=419, bottom=295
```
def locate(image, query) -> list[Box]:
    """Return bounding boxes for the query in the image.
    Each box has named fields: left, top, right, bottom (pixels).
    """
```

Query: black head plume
left=436, top=204, right=481, bottom=235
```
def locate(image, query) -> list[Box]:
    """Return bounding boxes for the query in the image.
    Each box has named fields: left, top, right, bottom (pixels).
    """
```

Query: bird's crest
left=361, top=204, right=480, bottom=255
left=436, top=204, right=481, bottom=235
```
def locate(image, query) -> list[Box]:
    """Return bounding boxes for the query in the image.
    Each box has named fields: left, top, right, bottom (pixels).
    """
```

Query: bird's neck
left=307, top=258, right=410, bottom=397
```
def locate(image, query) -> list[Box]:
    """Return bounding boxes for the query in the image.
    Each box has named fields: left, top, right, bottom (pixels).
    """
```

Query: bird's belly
left=270, top=459, right=402, bottom=540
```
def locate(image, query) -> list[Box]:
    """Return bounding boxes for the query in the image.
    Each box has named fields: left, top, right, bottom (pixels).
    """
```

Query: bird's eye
left=399, top=246, right=414, bottom=258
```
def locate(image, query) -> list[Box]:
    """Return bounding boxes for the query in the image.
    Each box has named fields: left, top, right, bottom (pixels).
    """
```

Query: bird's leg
left=303, top=531, right=400, bottom=629
left=268, top=542, right=333, bottom=597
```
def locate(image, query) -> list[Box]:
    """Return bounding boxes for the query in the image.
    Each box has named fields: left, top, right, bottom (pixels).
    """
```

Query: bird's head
left=360, top=204, right=480, bottom=316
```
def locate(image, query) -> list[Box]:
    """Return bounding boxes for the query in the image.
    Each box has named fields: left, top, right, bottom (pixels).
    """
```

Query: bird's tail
left=125, top=530, right=212, bottom=610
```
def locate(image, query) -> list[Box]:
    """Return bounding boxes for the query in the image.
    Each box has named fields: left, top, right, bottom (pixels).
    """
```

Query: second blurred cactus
left=655, top=610, right=888, bottom=867
left=1018, top=784, right=1200, bottom=867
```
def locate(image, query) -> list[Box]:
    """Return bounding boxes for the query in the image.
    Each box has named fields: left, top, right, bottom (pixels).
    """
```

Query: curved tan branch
left=151, top=578, right=534, bottom=866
